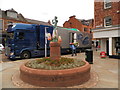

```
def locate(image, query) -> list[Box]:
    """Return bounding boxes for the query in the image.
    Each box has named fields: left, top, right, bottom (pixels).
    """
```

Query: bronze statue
left=52, top=16, right=58, bottom=30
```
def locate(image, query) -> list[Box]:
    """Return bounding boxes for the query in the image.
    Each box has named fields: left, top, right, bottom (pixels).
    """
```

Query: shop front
left=92, top=26, right=120, bottom=59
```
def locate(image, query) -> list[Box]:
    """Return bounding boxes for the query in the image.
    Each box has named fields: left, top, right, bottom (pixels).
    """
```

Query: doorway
left=106, top=40, right=109, bottom=56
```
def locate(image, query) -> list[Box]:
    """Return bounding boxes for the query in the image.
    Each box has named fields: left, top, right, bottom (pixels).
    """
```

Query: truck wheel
left=21, top=51, right=30, bottom=59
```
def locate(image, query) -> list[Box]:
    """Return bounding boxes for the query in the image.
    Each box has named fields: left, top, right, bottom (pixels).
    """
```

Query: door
left=69, top=32, right=77, bottom=43
left=106, top=40, right=109, bottom=56
left=14, top=30, right=36, bottom=54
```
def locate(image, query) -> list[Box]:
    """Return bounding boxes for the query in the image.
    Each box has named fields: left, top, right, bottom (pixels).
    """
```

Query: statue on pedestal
left=49, top=16, right=61, bottom=61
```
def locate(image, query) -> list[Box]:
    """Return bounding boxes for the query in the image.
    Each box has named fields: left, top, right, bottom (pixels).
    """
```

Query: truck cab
left=5, top=23, right=38, bottom=59
left=5, top=23, right=53, bottom=59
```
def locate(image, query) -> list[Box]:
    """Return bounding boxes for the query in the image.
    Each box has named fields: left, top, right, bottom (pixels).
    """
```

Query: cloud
left=1, top=0, right=94, bottom=26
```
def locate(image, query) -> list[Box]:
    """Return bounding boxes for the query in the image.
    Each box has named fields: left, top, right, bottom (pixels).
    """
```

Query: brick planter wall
left=20, top=60, right=91, bottom=87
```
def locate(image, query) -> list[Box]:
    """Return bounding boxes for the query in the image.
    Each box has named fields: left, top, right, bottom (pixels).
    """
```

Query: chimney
left=48, top=20, right=52, bottom=25
left=69, top=15, right=76, bottom=18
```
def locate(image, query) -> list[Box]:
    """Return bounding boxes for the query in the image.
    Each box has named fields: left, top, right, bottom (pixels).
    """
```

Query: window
left=0, top=20, right=3, bottom=30
left=69, top=22, right=72, bottom=24
left=18, top=32, right=24, bottom=39
left=70, top=33, right=76, bottom=43
left=104, top=16, right=112, bottom=27
left=104, top=0, right=112, bottom=9
left=84, top=28, right=88, bottom=32
left=7, top=21, right=13, bottom=26
left=7, top=11, right=17, bottom=18
left=71, top=33, right=74, bottom=43
left=0, top=10, right=2, bottom=18
left=8, top=32, right=14, bottom=39
left=115, top=37, right=120, bottom=56
left=90, top=29, right=92, bottom=33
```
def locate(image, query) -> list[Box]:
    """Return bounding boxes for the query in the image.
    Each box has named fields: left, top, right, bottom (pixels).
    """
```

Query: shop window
left=104, top=0, right=112, bottom=9
left=115, top=37, right=120, bottom=56
left=104, top=16, right=112, bottom=27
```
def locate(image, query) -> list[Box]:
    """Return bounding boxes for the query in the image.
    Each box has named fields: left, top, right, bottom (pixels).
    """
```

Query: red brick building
left=63, top=15, right=94, bottom=33
left=92, top=0, right=120, bottom=58
left=94, top=1, right=119, bottom=28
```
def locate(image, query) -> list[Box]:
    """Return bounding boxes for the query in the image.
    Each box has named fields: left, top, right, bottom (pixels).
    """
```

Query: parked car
left=0, top=44, right=5, bottom=54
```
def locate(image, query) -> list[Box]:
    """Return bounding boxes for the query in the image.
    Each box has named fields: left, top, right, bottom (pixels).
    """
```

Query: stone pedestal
left=50, top=42, right=61, bottom=60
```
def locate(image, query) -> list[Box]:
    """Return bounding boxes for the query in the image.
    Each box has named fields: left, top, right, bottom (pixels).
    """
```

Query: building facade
left=63, top=15, right=94, bottom=33
left=0, top=8, right=29, bottom=33
left=0, top=8, right=51, bottom=33
left=92, top=0, right=120, bottom=58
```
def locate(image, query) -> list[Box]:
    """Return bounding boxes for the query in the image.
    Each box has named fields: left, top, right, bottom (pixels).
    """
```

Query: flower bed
left=25, top=57, right=85, bottom=70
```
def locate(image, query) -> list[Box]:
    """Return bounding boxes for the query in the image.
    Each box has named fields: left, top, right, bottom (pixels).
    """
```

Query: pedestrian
left=2, top=38, right=5, bottom=47
left=92, top=41, right=94, bottom=47
left=96, top=41, right=98, bottom=51
left=70, top=43, right=77, bottom=56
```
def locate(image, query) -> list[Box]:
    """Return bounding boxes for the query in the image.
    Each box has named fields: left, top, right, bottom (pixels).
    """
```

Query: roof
left=7, top=23, right=37, bottom=32
left=26, top=18, right=51, bottom=26
left=6, top=8, right=17, bottom=13
left=57, top=27, right=79, bottom=31
left=0, top=9, right=51, bottom=26
left=77, top=19, right=93, bottom=26
left=7, top=23, right=54, bottom=33
left=1, top=9, right=27, bottom=22
left=65, top=15, right=94, bottom=27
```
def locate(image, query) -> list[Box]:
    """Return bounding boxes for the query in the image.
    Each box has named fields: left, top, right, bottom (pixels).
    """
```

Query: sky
left=0, top=0, right=94, bottom=26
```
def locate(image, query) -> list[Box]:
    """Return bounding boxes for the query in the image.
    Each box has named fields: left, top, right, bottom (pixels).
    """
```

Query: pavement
left=0, top=49, right=119, bottom=89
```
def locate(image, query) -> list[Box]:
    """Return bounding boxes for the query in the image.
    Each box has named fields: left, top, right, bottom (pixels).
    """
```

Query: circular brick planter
left=20, top=60, right=91, bottom=87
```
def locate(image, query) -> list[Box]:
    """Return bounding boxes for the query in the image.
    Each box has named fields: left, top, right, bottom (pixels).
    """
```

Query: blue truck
left=5, top=23, right=92, bottom=59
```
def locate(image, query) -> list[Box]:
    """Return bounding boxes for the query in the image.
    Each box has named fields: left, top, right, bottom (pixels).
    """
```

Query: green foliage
left=74, top=42, right=79, bottom=47
left=25, top=57, right=85, bottom=70
left=51, top=37, right=58, bottom=42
